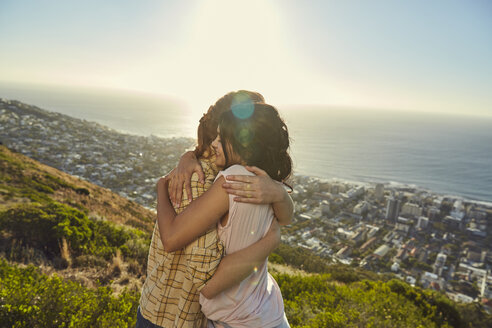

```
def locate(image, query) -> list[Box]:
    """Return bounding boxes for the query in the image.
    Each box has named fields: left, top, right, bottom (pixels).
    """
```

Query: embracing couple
left=137, top=91, right=293, bottom=328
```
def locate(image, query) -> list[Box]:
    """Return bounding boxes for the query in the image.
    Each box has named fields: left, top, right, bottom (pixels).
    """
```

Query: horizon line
left=1, top=79, right=491, bottom=120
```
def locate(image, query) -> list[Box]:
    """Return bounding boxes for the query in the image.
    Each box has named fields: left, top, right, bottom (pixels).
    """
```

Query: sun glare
left=175, top=0, right=287, bottom=109
left=140, top=0, right=328, bottom=116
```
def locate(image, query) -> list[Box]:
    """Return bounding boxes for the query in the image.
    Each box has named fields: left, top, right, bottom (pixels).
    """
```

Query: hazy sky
left=0, top=0, right=491, bottom=115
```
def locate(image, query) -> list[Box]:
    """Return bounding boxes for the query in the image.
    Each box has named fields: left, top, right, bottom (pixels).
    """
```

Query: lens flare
left=237, top=127, right=254, bottom=147
left=231, top=101, right=254, bottom=120
left=230, top=93, right=255, bottom=146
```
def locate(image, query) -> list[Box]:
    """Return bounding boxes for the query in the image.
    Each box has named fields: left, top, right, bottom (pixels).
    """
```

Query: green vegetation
left=0, top=149, right=77, bottom=201
left=271, top=243, right=331, bottom=273
left=0, top=260, right=138, bottom=328
left=2, top=257, right=489, bottom=328
left=0, top=201, right=150, bottom=266
left=274, top=273, right=491, bottom=328
left=277, top=274, right=443, bottom=327
left=271, top=243, right=391, bottom=282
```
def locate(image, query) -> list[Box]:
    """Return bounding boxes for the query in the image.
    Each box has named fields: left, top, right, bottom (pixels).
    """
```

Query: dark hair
left=219, top=103, right=292, bottom=182
left=195, top=90, right=265, bottom=158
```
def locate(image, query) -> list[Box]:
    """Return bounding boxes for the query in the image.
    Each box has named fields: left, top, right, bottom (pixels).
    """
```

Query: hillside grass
left=0, top=145, right=154, bottom=230
left=0, top=145, right=154, bottom=291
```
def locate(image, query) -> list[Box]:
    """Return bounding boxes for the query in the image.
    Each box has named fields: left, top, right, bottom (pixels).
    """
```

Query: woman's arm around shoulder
left=156, top=175, right=229, bottom=252
left=221, top=166, right=293, bottom=225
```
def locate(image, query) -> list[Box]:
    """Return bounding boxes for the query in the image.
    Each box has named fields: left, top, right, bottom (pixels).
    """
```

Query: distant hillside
left=1, top=145, right=491, bottom=327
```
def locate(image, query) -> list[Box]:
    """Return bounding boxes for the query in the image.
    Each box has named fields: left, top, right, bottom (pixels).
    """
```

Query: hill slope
left=0, top=145, right=154, bottom=229
left=0, top=145, right=154, bottom=292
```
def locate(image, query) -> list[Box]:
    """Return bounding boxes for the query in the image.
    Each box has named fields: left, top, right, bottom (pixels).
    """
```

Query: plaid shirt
left=139, top=157, right=223, bottom=328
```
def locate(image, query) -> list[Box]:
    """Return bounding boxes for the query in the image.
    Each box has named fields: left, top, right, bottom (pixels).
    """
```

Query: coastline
left=302, top=174, right=492, bottom=208
left=1, top=95, right=491, bottom=204
left=88, top=123, right=492, bottom=205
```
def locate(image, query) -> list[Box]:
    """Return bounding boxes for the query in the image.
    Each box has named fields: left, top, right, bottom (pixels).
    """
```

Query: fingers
left=184, top=175, right=193, bottom=204
left=167, top=168, right=185, bottom=206
left=225, top=188, right=263, bottom=204
left=168, top=178, right=175, bottom=202
left=169, top=177, right=178, bottom=205
left=222, top=181, right=254, bottom=191
left=195, top=163, right=205, bottom=184
left=225, top=175, right=253, bottom=183
left=223, top=187, right=257, bottom=197
left=172, top=150, right=201, bottom=206
left=166, top=168, right=176, bottom=180
left=175, top=176, right=184, bottom=206
left=183, top=163, right=204, bottom=202
left=223, top=168, right=277, bottom=204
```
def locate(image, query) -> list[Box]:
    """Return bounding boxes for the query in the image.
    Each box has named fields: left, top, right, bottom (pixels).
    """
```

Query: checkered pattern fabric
left=139, top=157, right=223, bottom=328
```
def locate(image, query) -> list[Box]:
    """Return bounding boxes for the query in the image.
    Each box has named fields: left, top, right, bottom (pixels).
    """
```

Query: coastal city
left=1, top=98, right=491, bottom=310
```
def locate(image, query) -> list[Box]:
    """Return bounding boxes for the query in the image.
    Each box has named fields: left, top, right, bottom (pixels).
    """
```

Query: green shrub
left=0, top=202, right=92, bottom=256
left=273, top=273, right=468, bottom=328
left=269, top=252, right=284, bottom=264
left=0, top=202, right=150, bottom=263
left=387, top=279, right=464, bottom=328
left=271, top=243, right=330, bottom=273
left=120, top=238, right=149, bottom=262
left=0, top=259, right=138, bottom=328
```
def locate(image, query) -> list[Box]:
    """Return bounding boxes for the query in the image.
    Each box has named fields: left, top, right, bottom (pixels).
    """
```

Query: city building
left=373, top=244, right=391, bottom=258
left=416, top=216, right=429, bottom=229
left=385, top=196, right=401, bottom=222
left=375, top=183, right=384, bottom=201
left=451, top=200, right=465, bottom=220
left=401, top=202, right=422, bottom=217
left=434, top=252, right=447, bottom=276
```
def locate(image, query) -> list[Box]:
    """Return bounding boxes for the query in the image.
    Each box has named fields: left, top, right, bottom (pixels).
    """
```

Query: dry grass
left=109, top=249, right=123, bottom=278
left=127, top=259, right=146, bottom=278
left=59, top=238, right=72, bottom=267
left=269, top=262, right=312, bottom=277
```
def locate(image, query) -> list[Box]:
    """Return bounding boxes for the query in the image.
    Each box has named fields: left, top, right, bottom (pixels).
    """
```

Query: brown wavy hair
left=194, top=90, right=265, bottom=158
left=218, top=103, right=292, bottom=182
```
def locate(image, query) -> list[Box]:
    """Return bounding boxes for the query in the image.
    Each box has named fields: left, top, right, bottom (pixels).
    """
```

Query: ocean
left=1, top=82, right=492, bottom=203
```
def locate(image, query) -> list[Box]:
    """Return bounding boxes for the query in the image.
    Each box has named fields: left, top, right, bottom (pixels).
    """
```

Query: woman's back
left=200, top=165, right=285, bottom=328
